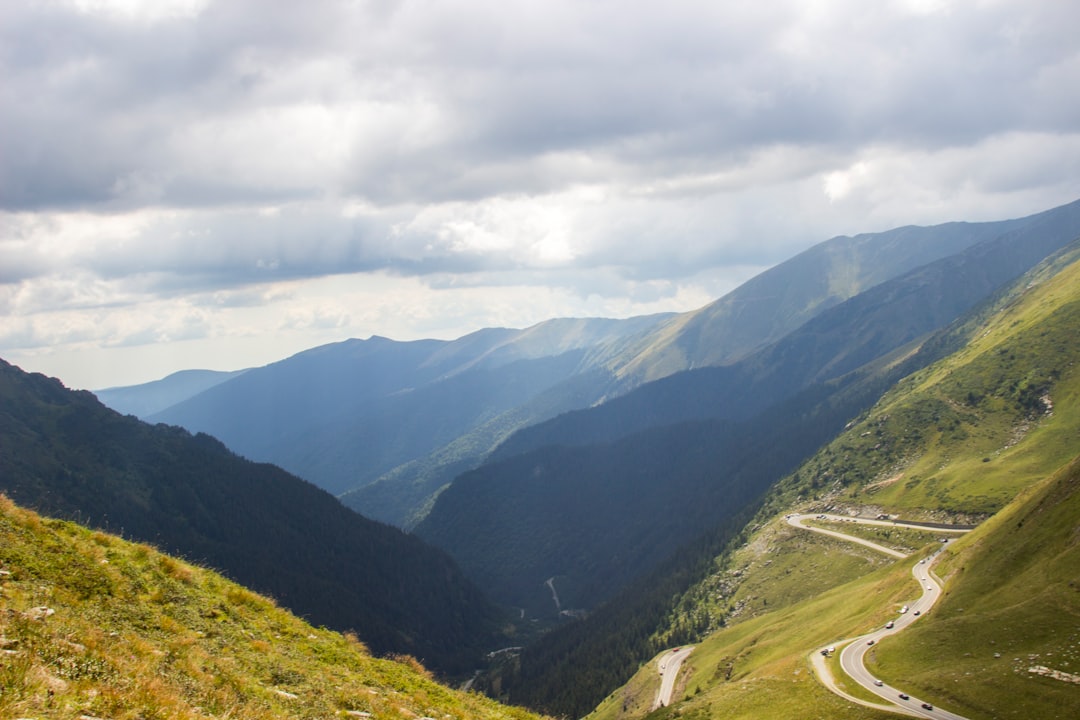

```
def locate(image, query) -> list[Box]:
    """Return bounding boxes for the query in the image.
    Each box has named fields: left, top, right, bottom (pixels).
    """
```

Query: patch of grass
left=0, top=494, right=545, bottom=720
left=803, top=518, right=943, bottom=555
left=658, top=518, right=895, bottom=643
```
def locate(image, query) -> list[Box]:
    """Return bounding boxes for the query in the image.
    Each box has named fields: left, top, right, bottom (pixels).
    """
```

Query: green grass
left=657, top=517, right=897, bottom=645
left=590, top=543, right=922, bottom=720
left=866, top=457, right=1080, bottom=720
left=0, top=495, right=546, bottom=720
left=802, top=518, right=945, bottom=555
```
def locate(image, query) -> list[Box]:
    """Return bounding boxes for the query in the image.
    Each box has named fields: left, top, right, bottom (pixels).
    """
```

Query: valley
left=4, top=200, right=1080, bottom=719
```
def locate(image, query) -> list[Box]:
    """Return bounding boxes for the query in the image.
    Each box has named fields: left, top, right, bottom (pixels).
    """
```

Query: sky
left=2, top=0, right=1079, bottom=390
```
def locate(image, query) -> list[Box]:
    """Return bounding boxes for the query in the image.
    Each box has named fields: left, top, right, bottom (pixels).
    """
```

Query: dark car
left=922, top=702, right=934, bottom=710
left=899, top=693, right=910, bottom=700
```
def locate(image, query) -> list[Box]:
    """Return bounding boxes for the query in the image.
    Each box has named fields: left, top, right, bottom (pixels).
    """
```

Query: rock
left=23, top=606, right=55, bottom=621
left=30, top=665, right=68, bottom=693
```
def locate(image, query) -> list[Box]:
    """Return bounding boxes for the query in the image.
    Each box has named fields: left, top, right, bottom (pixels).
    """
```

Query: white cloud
left=2, top=0, right=1080, bottom=388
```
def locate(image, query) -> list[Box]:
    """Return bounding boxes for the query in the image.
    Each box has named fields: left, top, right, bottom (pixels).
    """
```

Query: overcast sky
left=2, top=0, right=1079, bottom=389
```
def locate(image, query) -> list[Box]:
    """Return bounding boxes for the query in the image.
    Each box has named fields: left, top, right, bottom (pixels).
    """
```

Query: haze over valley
left=3, top=2, right=1080, bottom=718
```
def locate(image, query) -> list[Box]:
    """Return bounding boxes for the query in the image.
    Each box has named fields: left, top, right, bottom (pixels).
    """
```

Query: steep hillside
left=102, top=202, right=1080, bottom=530
left=0, top=359, right=503, bottom=676
left=778, top=241, right=1080, bottom=517
left=0, top=495, right=544, bottom=720
left=576, top=244, right=1080, bottom=720
left=866, top=456, right=1080, bottom=718
left=417, top=228, right=1080, bottom=619
left=494, top=210, right=1080, bottom=460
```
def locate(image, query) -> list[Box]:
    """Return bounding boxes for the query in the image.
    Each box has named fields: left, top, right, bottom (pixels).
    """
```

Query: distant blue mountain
left=99, top=199, right=1080, bottom=532
left=95, top=368, right=247, bottom=418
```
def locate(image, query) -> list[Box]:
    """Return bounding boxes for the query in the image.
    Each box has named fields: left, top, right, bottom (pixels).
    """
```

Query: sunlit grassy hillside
left=789, top=246, right=1080, bottom=517
left=0, top=495, right=544, bottom=720
left=588, top=249, right=1080, bottom=720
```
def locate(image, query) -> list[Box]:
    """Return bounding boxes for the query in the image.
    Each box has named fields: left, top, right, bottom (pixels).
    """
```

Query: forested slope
left=0, top=359, right=503, bottom=676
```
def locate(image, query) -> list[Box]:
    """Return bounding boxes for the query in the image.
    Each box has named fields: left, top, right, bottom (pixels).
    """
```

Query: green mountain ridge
left=415, top=226, right=1080, bottom=624
left=578, top=236, right=1080, bottom=720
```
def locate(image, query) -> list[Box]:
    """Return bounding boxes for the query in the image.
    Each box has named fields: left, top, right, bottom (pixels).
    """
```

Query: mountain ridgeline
left=0, top=360, right=503, bottom=677
left=98, top=200, right=1080, bottom=531
left=414, top=206, right=1080, bottom=616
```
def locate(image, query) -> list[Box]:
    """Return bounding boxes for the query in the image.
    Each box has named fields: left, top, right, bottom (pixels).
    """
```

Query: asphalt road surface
left=652, top=646, right=694, bottom=710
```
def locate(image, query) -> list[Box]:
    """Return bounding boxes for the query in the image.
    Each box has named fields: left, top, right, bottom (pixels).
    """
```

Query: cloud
left=4, top=1, right=1078, bottom=212
left=2, top=0, right=1080, bottom=388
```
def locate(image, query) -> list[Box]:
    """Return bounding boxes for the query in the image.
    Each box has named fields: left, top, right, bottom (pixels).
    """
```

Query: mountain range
left=7, top=197, right=1080, bottom=718
left=99, top=199, right=1080, bottom=535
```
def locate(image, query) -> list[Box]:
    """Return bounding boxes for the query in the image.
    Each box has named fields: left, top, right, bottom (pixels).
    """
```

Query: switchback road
left=788, top=513, right=973, bottom=719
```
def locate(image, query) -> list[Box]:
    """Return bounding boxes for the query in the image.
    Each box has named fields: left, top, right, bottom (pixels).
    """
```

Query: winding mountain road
left=651, top=646, right=694, bottom=710
left=788, top=513, right=973, bottom=719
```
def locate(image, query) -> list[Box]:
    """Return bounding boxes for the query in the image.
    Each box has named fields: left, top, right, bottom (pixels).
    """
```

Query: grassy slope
left=794, top=249, right=1080, bottom=517
left=868, top=457, right=1080, bottom=719
left=0, top=495, right=544, bottom=720
left=588, top=250, right=1080, bottom=720
left=588, top=530, right=920, bottom=720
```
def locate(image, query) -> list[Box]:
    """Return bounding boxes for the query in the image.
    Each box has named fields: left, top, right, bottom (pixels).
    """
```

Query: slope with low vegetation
left=782, top=241, right=1080, bottom=517
left=582, top=238, right=1080, bottom=719
left=0, top=494, right=544, bottom=720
